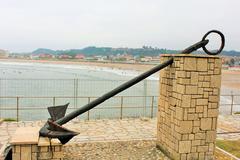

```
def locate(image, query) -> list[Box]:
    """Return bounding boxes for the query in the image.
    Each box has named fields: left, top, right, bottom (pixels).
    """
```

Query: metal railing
left=220, top=94, right=240, bottom=115
left=0, top=95, right=159, bottom=121
left=0, top=94, right=240, bottom=121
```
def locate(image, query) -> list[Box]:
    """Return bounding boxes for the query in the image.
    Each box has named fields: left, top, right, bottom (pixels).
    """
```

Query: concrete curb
left=216, top=147, right=240, bottom=160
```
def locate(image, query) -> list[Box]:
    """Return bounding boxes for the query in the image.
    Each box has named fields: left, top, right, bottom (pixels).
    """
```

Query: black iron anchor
left=39, top=30, right=225, bottom=144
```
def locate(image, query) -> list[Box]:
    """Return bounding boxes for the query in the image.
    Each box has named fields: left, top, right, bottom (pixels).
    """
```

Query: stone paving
left=0, top=116, right=239, bottom=159
left=63, top=140, right=170, bottom=160
left=217, top=115, right=240, bottom=140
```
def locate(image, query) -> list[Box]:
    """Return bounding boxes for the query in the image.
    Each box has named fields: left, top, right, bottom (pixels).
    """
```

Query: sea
left=0, top=61, right=239, bottom=121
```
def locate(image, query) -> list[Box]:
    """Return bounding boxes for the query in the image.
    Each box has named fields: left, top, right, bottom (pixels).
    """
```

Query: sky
left=0, top=0, right=239, bottom=52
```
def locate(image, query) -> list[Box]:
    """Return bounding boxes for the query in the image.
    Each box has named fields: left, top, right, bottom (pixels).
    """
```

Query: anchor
left=39, top=30, right=225, bottom=144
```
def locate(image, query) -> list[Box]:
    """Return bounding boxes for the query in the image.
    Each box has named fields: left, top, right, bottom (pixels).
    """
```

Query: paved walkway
left=0, top=118, right=156, bottom=159
left=0, top=116, right=239, bottom=159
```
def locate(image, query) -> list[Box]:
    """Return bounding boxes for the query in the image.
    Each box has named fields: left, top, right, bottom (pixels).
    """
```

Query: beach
left=0, top=58, right=240, bottom=120
left=1, top=58, right=240, bottom=90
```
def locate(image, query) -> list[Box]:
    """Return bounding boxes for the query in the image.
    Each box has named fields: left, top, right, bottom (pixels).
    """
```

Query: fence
left=0, top=95, right=159, bottom=121
left=0, top=94, right=239, bottom=121
left=0, top=78, right=159, bottom=121
left=220, top=94, right=240, bottom=115
left=0, top=78, right=240, bottom=121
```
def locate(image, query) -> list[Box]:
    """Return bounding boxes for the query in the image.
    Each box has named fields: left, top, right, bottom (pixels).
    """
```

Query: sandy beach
left=1, top=58, right=240, bottom=91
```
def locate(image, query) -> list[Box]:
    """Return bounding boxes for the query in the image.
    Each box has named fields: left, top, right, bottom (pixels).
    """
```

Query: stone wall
left=11, top=127, right=63, bottom=160
left=157, top=54, right=222, bottom=160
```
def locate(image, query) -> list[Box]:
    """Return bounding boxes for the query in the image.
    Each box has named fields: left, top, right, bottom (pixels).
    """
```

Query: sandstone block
left=176, top=71, right=186, bottom=78
left=38, top=152, right=52, bottom=159
left=20, top=145, right=31, bottom=160
left=210, top=75, right=221, bottom=87
left=12, top=153, right=20, bottom=160
left=31, top=153, right=37, bottom=160
left=191, top=147, right=197, bottom=153
left=209, top=96, right=219, bottom=103
left=190, top=72, right=198, bottom=84
left=200, top=118, right=212, bottom=130
left=202, top=82, right=210, bottom=88
left=177, top=84, right=185, bottom=94
left=40, top=146, right=48, bottom=152
left=176, top=107, right=184, bottom=120
left=209, top=143, right=215, bottom=152
left=197, top=145, right=209, bottom=152
left=179, top=121, right=192, bottom=133
left=213, top=88, right=219, bottom=95
left=31, top=145, right=38, bottom=153
left=181, top=154, right=187, bottom=160
left=179, top=141, right=191, bottom=153
left=184, top=57, right=197, bottom=71
left=204, top=76, right=211, bottom=82
left=197, top=58, right=208, bottom=71
left=182, top=95, right=191, bottom=108
left=185, top=86, right=198, bottom=94
left=195, top=133, right=206, bottom=140
left=178, top=78, right=190, bottom=85
left=212, top=118, right=217, bottom=130
left=53, top=151, right=63, bottom=158
left=199, top=152, right=205, bottom=160
left=187, top=113, right=198, bottom=120
left=192, top=140, right=201, bottom=146
left=198, top=88, right=204, bottom=94
left=207, top=109, right=219, bottom=117
left=196, top=99, right=208, bottom=105
left=189, top=134, right=194, bottom=140
left=206, top=131, right=216, bottom=142
left=214, top=59, right=222, bottom=68
left=196, top=106, right=204, bottom=113
left=209, top=63, right=214, bottom=70
left=187, top=153, right=198, bottom=160
left=54, top=146, right=62, bottom=152
left=14, top=145, right=20, bottom=153
left=193, top=120, right=200, bottom=127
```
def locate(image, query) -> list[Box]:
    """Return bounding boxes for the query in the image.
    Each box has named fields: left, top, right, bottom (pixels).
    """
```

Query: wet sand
left=1, top=58, right=240, bottom=91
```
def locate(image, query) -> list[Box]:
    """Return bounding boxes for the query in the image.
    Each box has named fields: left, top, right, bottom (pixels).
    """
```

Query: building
left=75, top=54, right=85, bottom=59
left=0, top=49, right=9, bottom=58
left=58, top=54, right=72, bottom=59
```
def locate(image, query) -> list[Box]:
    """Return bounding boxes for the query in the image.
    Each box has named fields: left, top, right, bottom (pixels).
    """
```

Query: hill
left=31, top=47, right=240, bottom=57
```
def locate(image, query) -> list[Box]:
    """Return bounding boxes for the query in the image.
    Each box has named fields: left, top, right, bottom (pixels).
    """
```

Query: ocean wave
left=0, top=61, right=159, bottom=80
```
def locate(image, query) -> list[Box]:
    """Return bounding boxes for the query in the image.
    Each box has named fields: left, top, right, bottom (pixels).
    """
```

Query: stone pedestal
left=157, top=54, right=222, bottom=160
left=11, top=127, right=63, bottom=160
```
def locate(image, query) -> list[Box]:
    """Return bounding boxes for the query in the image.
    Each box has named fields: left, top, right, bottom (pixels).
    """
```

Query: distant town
left=0, top=47, right=240, bottom=69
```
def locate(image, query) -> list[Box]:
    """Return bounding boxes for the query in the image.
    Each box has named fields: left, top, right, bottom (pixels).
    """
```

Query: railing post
left=53, top=97, right=56, bottom=106
left=143, top=80, right=147, bottom=116
left=120, top=96, right=123, bottom=119
left=75, top=79, right=78, bottom=110
left=87, top=97, right=90, bottom=120
left=16, top=97, right=19, bottom=122
left=230, top=91, right=234, bottom=115
left=151, top=96, right=154, bottom=118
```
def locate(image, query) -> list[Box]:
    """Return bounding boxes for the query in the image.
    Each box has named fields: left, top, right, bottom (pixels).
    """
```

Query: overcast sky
left=0, top=0, right=239, bottom=52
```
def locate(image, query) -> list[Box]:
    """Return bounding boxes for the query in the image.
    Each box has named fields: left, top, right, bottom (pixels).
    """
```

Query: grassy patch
left=3, top=118, right=17, bottom=122
left=216, top=140, right=240, bottom=158
left=234, top=111, right=240, bottom=114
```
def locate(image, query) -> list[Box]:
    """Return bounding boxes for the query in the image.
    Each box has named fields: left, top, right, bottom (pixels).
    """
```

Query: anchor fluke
left=39, top=120, right=79, bottom=144
left=48, top=103, right=69, bottom=121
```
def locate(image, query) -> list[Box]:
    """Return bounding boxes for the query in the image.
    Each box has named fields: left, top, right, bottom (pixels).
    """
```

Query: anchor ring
left=201, top=30, right=225, bottom=55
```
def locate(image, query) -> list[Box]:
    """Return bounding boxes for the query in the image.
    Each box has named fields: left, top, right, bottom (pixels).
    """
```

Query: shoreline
left=0, top=58, right=155, bottom=72
left=1, top=58, right=240, bottom=90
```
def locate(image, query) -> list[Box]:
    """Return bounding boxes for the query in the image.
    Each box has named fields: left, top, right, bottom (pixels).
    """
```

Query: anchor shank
left=56, top=58, right=174, bottom=125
